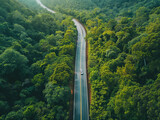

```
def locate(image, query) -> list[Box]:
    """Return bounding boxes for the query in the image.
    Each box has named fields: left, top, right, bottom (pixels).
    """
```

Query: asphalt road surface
left=72, top=19, right=89, bottom=120
left=36, top=1, right=89, bottom=119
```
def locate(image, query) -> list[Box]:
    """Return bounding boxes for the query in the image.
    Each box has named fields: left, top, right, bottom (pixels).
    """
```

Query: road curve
left=36, top=1, right=89, bottom=120
left=36, top=0, right=56, bottom=13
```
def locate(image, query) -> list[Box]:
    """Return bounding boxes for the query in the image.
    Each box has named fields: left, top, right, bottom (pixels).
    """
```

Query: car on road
left=80, top=69, right=83, bottom=75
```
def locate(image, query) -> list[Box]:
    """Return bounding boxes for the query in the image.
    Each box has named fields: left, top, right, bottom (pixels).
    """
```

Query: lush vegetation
left=41, top=0, right=96, bottom=11
left=41, top=0, right=160, bottom=119
left=40, top=0, right=160, bottom=23
left=86, top=2, right=160, bottom=120
left=0, top=0, right=77, bottom=119
left=1, top=0, right=160, bottom=119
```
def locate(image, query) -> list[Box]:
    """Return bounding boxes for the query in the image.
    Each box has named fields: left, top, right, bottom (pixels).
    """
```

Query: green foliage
left=106, top=46, right=121, bottom=59
left=5, top=111, right=22, bottom=120
left=1, top=0, right=160, bottom=119
left=41, top=0, right=95, bottom=11
left=86, top=1, right=160, bottom=120
left=32, top=73, right=45, bottom=88
left=0, top=101, right=9, bottom=114
left=43, top=82, right=70, bottom=106
left=31, top=13, right=58, bottom=34
left=0, top=48, right=28, bottom=81
left=50, top=63, right=72, bottom=85
left=0, top=0, right=76, bottom=119
left=23, top=105, right=35, bottom=119
left=59, top=43, right=75, bottom=56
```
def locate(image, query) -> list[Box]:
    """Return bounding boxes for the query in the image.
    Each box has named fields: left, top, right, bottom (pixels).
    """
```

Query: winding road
left=36, top=0, right=89, bottom=120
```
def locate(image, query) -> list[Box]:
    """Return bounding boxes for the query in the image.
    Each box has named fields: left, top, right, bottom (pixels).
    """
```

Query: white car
left=80, top=69, right=83, bottom=75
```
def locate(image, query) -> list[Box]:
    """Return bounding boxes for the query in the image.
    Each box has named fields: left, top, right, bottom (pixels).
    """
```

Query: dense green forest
left=41, top=0, right=160, bottom=119
left=42, top=0, right=96, bottom=10
left=0, top=0, right=77, bottom=119
left=87, top=5, right=160, bottom=120
left=1, top=0, right=160, bottom=120
left=18, top=0, right=42, bottom=10
left=86, top=0, right=160, bottom=120
left=41, top=0, right=160, bottom=23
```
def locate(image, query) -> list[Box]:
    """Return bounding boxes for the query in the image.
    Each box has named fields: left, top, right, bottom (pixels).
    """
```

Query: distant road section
left=36, top=1, right=89, bottom=120
left=36, top=0, right=56, bottom=13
